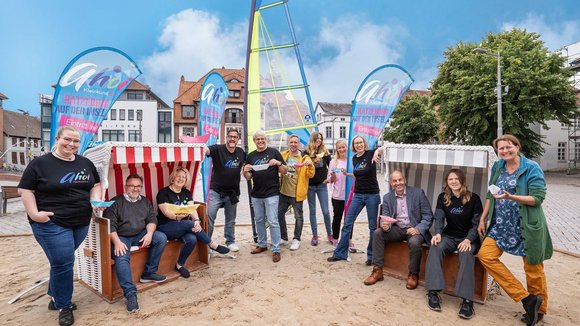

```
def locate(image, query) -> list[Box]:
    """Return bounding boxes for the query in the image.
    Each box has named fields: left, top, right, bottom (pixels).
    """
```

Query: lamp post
left=473, top=47, right=503, bottom=137
left=17, top=109, right=30, bottom=165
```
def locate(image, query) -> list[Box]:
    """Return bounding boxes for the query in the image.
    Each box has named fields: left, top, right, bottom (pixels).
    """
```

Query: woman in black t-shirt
left=304, top=131, right=332, bottom=246
left=425, top=168, right=482, bottom=319
left=328, top=135, right=381, bottom=264
left=156, top=167, right=229, bottom=278
left=18, top=126, right=101, bottom=326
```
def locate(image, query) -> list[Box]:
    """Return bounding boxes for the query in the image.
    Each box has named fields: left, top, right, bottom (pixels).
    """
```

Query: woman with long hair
left=477, top=134, right=552, bottom=326
left=327, top=139, right=349, bottom=246
left=304, top=131, right=332, bottom=246
left=425, top=168, right=482, bottom=319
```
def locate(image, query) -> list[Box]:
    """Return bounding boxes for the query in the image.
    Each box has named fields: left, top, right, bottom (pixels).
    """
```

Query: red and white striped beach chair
left=75, top=142, right=207, bottom=302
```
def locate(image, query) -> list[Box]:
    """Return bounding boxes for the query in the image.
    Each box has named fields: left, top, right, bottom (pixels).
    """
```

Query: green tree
left=383, top=94, right=438, bottom=144
left=431, top=29, right=577, bottom=157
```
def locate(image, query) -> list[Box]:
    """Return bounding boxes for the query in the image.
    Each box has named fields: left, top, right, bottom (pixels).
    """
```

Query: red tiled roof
left=174, top=68, right=246, bottom=105
left=3, top=110, right=41, bottom=138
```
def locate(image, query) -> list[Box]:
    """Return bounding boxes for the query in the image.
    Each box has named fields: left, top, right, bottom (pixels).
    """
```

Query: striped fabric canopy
left=382, top=144, right=498, bottom=210
left=84, top=142, right=205, bottom=204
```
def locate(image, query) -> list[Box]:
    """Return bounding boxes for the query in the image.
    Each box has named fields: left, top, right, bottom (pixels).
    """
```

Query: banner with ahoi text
left=51, top=47, right=142, bottom=154
left=198, top=72, right=229, bottom=202
left=344, top=65, right=414, bottom=211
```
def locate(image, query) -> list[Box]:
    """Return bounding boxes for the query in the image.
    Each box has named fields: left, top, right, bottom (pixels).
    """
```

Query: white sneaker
left=290, top=239, right=301, bottom=251
left=227, top=243, right=240, bottom=252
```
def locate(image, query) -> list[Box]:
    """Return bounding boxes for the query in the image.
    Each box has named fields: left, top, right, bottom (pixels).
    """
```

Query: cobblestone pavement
left=1, top=172, right=579, bottom=255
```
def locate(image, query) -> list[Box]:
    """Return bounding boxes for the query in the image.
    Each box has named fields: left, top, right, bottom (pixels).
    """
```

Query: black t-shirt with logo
left=18, top=153, right=100, bottom=228
left=438, top=192, right=483, bottom=240
left=245, top=147, right=285, bottom=198
left=156, top=186, right=193, bottom=225
left=352, top=149, right=379, bottom=194
left=207, top=144, right=246, bottom=196
left=304, top=150, right=331, bottom=185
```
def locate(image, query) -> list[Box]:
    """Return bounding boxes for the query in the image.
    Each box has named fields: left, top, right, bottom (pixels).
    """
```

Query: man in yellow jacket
left=278, top=135, right=315, bottom=250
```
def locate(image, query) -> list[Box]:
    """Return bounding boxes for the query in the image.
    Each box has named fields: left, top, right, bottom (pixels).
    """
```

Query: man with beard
left=204, top=129, right=246, bottom=252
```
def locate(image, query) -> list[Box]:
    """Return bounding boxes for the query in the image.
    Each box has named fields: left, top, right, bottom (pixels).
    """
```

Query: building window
left=326, top=126, right=332, bottom=139
left=11, top=152, right=17, bottom=164
left=182, top=105, right=195, bottom=119
left=158, top=112, right=172, bottom=143
left=137, top=110, right=143, bottom=121
left=127, top=92, right=144, bottom=100
left=110, top=109, right=117, bottom=120
left=340, top=117, right=345, bottom=121
left=11, top=138, right=17, bottom=146
left=119, top=109, right=126, bottom=121
left=128, top=130, right=141, bottom=142
left=230, top=79, right=239, bottom=83
left=557, top=142, right=566, bottom=161
left=340, top=126, right=346, bottom=138
left=225, top=109, right=241, bottom=123
left=183, top=127, right=195, bottom=136
left=19, top=152, right=25, bottom=165
left=576, top=143, right=580, bottom=160
left=102, top=130, right=125, bottom=141
left=228, top=90, right=241, bottom=98
left=128, top=109, right=134, bottom=121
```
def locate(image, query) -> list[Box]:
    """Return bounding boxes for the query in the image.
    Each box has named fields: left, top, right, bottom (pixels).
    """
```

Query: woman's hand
left=431, top=234, right=441, bottom=246
left=477, top=217, right=487, bottom=238
left=457, top=239, right=472, bottom=252
left=32, top=211, right=54, bottom=223
left=192, top=220, right=202, bottom=233
left=493, top=192, right=511, bottom=200
left=175, top=213, right=189, bottom=221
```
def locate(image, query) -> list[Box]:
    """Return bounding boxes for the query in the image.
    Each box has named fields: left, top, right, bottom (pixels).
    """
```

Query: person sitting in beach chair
left=104, top=174, right=168, bottom=313
left=425, top=168, right=482, bottom=319
left=364, top=170, right=433, bottom=290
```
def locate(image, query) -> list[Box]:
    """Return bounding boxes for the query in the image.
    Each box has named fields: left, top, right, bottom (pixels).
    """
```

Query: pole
left=496, top=52, right=503, bottom=137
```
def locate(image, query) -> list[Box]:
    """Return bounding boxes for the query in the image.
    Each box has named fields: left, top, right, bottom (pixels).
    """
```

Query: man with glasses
left=104, top=174, right=168, bottom=313
left=204, top=129, right=246, bottom=252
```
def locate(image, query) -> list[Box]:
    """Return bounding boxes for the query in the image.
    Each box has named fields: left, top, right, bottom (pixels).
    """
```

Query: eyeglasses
left=61, top=137, right=81, bottom=144
left=227, top=135, right=239, bottom=139
left=125, top=184, right=143, bottom=188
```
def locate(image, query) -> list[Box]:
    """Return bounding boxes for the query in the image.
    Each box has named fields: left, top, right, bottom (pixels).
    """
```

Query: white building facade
left=314, top=102, right=352, bottom=153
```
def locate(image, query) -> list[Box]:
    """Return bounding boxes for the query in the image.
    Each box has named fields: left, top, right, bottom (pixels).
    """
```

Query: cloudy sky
left=0, top=0, right=578, bottom=116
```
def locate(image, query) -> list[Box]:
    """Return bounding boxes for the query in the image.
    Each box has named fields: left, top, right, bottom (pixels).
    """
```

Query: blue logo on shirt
left=225, top=158, right=241, bottom=168
left=354, top=160, right=367, bottom=170
left=60, top=169, right=91, bottom=184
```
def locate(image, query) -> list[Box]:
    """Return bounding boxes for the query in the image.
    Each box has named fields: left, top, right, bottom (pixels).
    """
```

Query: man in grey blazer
left=364, top=170, right=433, bottom=289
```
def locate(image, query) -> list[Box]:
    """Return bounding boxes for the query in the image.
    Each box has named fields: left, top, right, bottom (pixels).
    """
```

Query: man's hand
left=243, top=164, right=253, bottom=172
left=431, top=234, right=441, bottom=246
left=140, top=232, right=153, bottom=247
left=113, top=240, right=128, bottom=256
left=458, top=239, right=472, bottom=252
left=406, top=227, right=420, bottom=236
left=268, top=159, right=281, bottom=166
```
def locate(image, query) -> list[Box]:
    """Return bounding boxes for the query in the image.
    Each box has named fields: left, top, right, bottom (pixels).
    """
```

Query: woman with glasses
left=18, top=125, right=102, bottom=326
left=156, top=167, right=229, bottom=278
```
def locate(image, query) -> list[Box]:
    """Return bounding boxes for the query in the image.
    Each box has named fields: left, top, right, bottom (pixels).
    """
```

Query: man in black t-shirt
left=204, top=129, right=246, bottom=252
left=243, top=130, right=288, bottom=262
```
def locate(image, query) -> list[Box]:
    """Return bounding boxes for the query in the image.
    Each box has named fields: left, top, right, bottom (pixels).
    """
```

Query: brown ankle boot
left=364, top=266, right=384, bottom=285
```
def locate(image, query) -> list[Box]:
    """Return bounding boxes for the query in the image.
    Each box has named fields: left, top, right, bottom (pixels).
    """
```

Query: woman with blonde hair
left=425, top=168, right=482, bottom=319
left=304, top=131, right=332, bottom=245
left=156, top=166, right=229, bottom=278
left=327, top=139, right=349, bottom=246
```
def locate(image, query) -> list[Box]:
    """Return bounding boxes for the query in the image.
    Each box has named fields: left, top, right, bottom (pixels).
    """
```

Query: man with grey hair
left=243, top=130, right=288, bottom=262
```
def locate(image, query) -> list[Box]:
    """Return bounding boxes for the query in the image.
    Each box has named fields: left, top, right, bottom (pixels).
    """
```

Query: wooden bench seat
left=1, top=185, right=20, bottom=215
left=382, top=241, right=488, bottom=303
left=79, top=204, right=209, bottom=302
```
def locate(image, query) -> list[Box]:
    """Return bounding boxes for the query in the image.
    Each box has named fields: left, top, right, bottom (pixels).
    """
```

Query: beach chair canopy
left=381, top=143, right=498, bottom=211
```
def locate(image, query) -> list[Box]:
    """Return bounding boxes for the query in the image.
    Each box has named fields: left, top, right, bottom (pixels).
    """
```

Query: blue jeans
left=207, top=190, right=238, bottom=245
left=251, top=195, right=281, bottom=253
left=31, top=220, right=89, bottom=310
left=332, top=192, right=380, bottom=261
left=308, top=184, right=332, bottom=237
left=157, top=220, right=211, bottom=266
left=113, top=230, right=167, bottom=296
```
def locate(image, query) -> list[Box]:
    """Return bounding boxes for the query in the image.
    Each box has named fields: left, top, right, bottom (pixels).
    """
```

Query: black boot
left=521, top=294, right=542, bottom=326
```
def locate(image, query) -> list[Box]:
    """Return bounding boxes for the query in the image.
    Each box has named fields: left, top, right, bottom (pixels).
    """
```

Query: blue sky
left=0, top=0, right=578, bottom=116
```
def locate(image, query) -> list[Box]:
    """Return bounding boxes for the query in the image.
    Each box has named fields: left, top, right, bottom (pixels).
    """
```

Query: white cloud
left=306, top=16, right=408, bottom=104
left=140, top=9, right=247, bottom=104
left=501, top=13, right=579, bottom=51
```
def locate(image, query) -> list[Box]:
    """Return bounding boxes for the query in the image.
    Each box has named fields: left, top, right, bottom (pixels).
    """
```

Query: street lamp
left=473, top=47, right=503, bottom=137
left=17, top=109, right=30, bottom=165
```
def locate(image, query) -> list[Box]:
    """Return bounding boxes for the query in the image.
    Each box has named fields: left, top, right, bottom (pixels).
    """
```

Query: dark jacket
left=382, top=186, right=433, bottom=243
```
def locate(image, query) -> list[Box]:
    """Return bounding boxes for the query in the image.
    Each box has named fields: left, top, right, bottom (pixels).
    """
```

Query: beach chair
left=380, top=143, right=498, bottom=303
left=76, top=142, right=208, bottom=302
